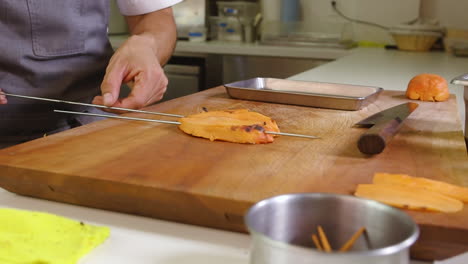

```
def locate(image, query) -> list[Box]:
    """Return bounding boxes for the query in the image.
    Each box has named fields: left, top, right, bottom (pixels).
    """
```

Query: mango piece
left=406, top=73, right=449, bottom=102
left=373, top=173, right=468, bottom=203
left=355, top=184, right=463, bottom=213
left=178, top=109, right=280, bottom=144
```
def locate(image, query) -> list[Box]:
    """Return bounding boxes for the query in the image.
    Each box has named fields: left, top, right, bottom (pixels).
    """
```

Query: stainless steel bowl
left=245, top=193, right=419, bottom=264
left=451, top=73, right=468, bottom=143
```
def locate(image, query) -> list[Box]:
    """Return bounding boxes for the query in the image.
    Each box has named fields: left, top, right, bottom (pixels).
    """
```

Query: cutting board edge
left=0, top=165, right=253, bottom=231
left=1, top=165, right=468, bottom=261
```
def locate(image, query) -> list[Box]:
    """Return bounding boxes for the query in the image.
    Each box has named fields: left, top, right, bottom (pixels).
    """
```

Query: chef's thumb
left=0, top=88, right=7, bottom=104
left=100, top=70, right=123, bottom=106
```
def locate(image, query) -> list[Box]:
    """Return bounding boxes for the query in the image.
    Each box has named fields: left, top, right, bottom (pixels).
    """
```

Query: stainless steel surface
left=245, top=193, right=419, bottom=264
left=54, top=110, right=320, bottom=140
left=172, top=0, right=206, bottom=39
left=450, top=73, right=468, bottom=141
left=54, top=110, right=181, bottom=125
left=1, top=92, right=184, bottom=118
left=163, top=64, right=201, bottom=102
left=355, top=102, right=419, bottom=127
left=222, top=55, right=328, bottom=84
left=259, top=38, right=355, bottom=49
left=164, top=53, right=223, bottom=99
left=451, top=73, right=468, bottom=86
left=225, top=78, right=383, bottom=110
left=216, top=1, right=260, bottom=43
left=260, top=131, right=319, bottom=139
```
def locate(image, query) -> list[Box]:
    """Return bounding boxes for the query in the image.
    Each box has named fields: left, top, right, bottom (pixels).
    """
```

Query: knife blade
left=355, top=102, right=419, bottom=155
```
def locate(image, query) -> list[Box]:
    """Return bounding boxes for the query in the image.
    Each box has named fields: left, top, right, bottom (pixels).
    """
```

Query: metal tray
left=224, top=78, right=383, bottom=111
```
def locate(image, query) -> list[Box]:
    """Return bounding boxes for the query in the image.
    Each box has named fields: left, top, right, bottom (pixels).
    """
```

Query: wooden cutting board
left=0, top=87, right=467, bottom=260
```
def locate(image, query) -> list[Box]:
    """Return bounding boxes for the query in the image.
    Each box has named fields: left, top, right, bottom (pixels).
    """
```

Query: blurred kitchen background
left=108, top=0, right=468, bottom=101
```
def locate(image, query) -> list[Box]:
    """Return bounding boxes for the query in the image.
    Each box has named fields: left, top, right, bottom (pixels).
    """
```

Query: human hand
left=0, top=89, right=7, bottom=104
left=92, top=34, right=168, bottom=112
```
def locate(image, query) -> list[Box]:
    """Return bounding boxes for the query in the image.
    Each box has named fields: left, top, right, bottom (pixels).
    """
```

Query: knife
left=355, top=102, right=419, bottom=155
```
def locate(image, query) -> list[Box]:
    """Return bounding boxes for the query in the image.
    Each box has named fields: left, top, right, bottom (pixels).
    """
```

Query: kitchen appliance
left=259, top=20, right=355, bottom=49
left=216, top=1, right=260, bottom=43
left=245, top=193, right=419, bottom=264
left=163, top=63, right=202, bottom=101
left=355, top=102, right=419, bottom=155
left=172, top=0, right=206, bottom=39
left=163, top=54, right=214, bottom=102
left=450, top=73, right=468, bottom=144
left=259, top=0, right=354, bottom=49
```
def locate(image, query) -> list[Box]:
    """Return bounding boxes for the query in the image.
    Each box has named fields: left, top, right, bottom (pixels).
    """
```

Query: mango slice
left=355, top=184, right=463, bottom=213
left=373, top=173, right=468, bottom=203
left=178, top=109, right=280, bottom=144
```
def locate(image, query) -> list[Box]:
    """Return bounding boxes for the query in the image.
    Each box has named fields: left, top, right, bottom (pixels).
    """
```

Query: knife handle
left=357, top=119, right=403, bottom=155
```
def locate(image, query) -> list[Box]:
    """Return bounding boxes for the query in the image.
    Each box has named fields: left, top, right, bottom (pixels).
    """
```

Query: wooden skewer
left=3, top=92, right=320, bottom=139
left=311, top=234, right=323, bottom=251
left=53, top=110, right=320, bottom=139
left=339, top=227, right=366, bottom=252
left=54, top=110, right=181, bottom=125
left=1, top=92, right=184, bottom=118
left=317, top=225, right=332, bottom=252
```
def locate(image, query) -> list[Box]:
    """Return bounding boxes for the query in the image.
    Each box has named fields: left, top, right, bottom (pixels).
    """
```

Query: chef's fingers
left=118, top=69, right=168, bottom=109
left=95, top=59, right=128, bottom=107
left=0, top=89, right=7, bottom=104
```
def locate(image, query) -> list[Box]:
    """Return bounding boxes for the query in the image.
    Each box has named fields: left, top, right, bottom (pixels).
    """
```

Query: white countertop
left=0, top=189, right=433, bottom=264
left=110, top=35, right=351, bottom=60
left=0, top=189, right=251, bottom=264
left=2, top=40, right=467, bottom=264
left=290, top=47, right=468, bottom=132
left=174, top=40, right=351, bottom=60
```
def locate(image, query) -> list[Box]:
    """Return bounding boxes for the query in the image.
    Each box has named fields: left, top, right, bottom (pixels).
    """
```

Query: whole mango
left=406, top=73, right=449, bottom=102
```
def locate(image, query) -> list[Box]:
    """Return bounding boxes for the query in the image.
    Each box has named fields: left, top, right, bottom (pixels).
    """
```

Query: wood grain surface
left=0, top=87, right=467, bottom=260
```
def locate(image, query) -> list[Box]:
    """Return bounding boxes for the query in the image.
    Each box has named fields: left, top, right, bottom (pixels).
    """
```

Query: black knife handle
left=357, top=118, right=403, bottom=155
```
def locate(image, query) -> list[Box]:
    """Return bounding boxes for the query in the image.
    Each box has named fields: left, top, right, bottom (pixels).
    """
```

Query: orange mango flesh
left=373, top=173, right=468, bottom=203
left=406, top=73, right=449, bottom=102
left=355, top=184, right=463, bottom=213
left=178, top=109, right=280, bottom=144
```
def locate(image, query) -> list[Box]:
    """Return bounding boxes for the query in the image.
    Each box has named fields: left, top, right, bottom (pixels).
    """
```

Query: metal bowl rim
left=244, top=192, right=420, bottom=257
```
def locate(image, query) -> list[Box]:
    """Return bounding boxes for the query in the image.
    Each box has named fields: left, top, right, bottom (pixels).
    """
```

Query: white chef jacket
left=117, top=0, right=184, bottom=16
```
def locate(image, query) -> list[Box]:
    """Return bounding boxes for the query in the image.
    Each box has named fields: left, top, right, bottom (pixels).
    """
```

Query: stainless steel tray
left=224, top=78, right=383, bottom=111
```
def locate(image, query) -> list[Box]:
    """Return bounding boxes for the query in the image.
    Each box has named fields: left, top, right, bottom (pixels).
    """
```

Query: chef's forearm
left=124, top=7, right=177, bottom=66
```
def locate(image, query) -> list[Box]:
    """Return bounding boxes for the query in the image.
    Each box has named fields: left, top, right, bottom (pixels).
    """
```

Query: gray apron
left=0, top=0, right=114, bottom=148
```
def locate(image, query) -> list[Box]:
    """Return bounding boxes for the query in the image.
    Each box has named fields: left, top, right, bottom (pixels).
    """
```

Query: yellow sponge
left=0, top=208, right=110, bottom=264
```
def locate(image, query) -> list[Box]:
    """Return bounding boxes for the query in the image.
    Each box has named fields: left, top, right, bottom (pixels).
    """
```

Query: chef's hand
left=92, top=34, right=168, bottom=111
left=92, top=7, right=177, bottom=112
left=0, top=89, right=7, bottom=104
